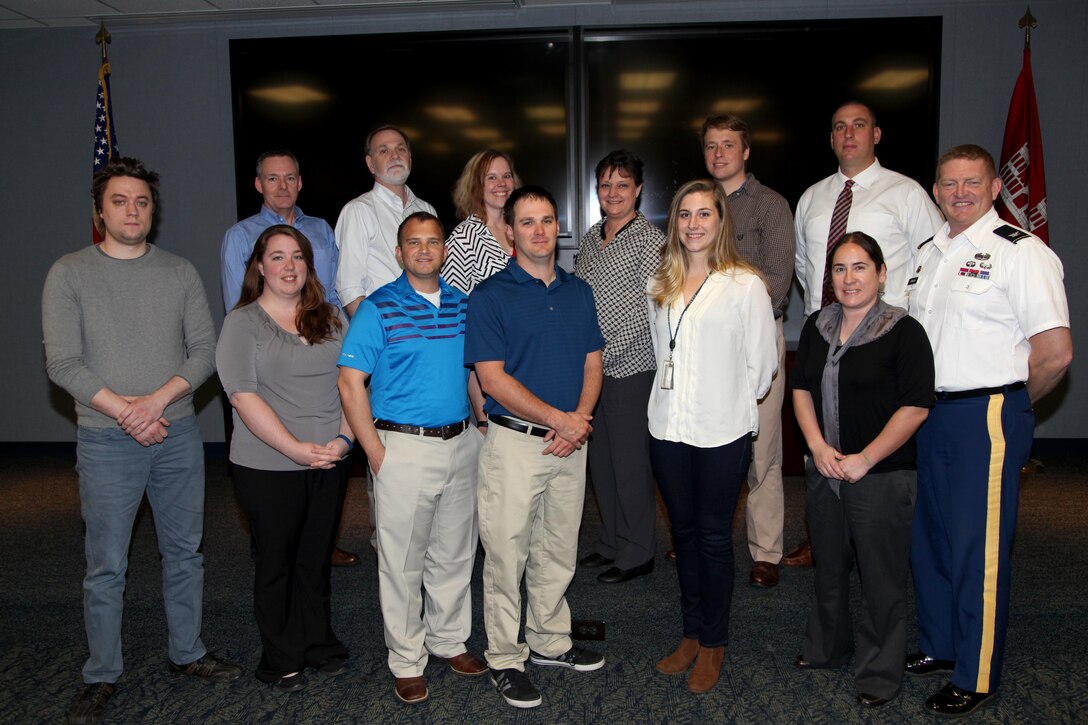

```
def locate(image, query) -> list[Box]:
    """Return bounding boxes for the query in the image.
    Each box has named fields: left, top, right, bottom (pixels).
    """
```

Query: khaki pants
left=746, top=318, right=786, bottom=564
left=373, top=427, right=481, bottom=677
left=477, top=423, right=587, bottom=671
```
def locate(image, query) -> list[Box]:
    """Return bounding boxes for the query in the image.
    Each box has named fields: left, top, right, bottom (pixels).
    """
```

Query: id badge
left=660, top=358, right=674, bottom=389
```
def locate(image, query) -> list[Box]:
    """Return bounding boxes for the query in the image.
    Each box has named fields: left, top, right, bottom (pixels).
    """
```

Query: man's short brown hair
left=701, top=114, right=750, bottom=150
left=936, top=144, right=997, bottom=180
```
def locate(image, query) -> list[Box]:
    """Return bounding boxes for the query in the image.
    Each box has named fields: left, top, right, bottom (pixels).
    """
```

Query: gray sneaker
left=529, top=646, right=605, bottom=671
left=66, top=682, right=115, bottom=725
left=168, top=652, right=244, bottom=682
left=490, top=667, right=542, bottom=708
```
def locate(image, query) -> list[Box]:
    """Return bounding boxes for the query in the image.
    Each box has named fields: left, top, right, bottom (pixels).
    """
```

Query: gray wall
left=5, top=0, right=1086, bottom=443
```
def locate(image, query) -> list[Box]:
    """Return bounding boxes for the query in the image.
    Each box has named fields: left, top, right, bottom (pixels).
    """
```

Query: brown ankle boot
left=687, top=645, right=725, bottom=693
left=655, top=637, right=699, bottom=675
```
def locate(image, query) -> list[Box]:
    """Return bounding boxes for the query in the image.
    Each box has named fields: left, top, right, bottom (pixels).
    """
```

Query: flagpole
left=1015, top=6, right=1046, bottom=477
left=1019, top=7, right=1036, bottom=50
left=92, top=21, right=118, bottom=244
left=95, top=21, right=110, bottom=63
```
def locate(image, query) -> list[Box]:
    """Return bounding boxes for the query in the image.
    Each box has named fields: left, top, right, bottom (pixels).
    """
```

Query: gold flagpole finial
left=95, top=21, right=111, bottom=64
left=1018, top=7, right=1037, bottom=50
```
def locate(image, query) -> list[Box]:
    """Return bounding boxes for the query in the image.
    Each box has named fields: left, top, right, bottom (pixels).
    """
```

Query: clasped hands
left=290, top=436, right=352, bottom=470
left=542, top=411, right=593, bottom=458
left=117, top=394, right=170, bottom=447
left=811, top=443, right=872, bottom=484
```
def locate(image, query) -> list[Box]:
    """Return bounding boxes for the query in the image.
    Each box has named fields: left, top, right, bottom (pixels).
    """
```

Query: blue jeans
left=650, top=433, right=751, bottom=647
left=76, top=415, right=207, bottom=683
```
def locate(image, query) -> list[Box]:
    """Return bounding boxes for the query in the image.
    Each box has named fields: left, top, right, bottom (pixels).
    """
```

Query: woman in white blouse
left=647, top=179, right=777, bottom=693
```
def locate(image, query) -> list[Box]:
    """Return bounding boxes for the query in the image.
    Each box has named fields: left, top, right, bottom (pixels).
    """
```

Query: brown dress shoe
left=781, top=541, right=814, bottom=567
left=394, top=676, right=428, bottom=704
left=655, top=637, right=699, bottom=675
left=749, top=561, right=780, bottom=588
left=687, top=645, right=725, bottom=693
left=331, top=547, right=360, bottom=567
left=442, top=652, right=488, bottom=676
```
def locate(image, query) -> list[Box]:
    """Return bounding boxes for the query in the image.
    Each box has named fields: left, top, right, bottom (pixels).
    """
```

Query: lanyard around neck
left=667, top=273, right=710, bottom=355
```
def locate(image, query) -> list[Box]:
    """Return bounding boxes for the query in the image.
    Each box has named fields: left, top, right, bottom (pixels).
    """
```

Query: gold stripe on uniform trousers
left=976, top=394, right=1005, bottom=692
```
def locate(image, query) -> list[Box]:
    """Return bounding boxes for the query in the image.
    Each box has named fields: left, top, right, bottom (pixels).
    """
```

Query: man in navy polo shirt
left=338, top=212, right=488, bottom=705
left=464, top=186, right=606, bottom=709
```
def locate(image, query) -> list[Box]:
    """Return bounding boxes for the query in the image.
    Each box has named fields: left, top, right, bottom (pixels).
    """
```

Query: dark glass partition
left=230, top=31, right=573, bottom=236
left=230, top=18, right=941, bottom=247
left=582, top=19, right=941, bottom=231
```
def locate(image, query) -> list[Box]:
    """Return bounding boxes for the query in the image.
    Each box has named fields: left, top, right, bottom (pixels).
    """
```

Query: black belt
left=373, top=417, right=470, bottom=440
left=490, top=414, right=549, bottom=438
left=935, top=381, right=1026, bottom=401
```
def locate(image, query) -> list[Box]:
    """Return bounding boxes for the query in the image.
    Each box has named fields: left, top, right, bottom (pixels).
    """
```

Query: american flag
left=92, top=60, right=119, bottom=243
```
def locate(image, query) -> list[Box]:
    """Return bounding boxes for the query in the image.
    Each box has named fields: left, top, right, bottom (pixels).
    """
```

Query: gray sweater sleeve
left=42, top=258, right=109, bottom=406
left=176, top=260, right=217, bottom=392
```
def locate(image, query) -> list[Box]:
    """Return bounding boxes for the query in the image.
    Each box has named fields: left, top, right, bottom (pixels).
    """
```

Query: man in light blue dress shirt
left=220, top=149, right=341, bottom=311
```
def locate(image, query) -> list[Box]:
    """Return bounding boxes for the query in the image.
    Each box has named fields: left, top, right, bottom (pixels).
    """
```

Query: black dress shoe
left=793, top=654, right=846, bottom=670
left=318, top=655, right=349, bottom=677
left=905, top=651, right=955, bottom=676
left=597, top=559, right=654, bottom=583
left=579, top=552, right=615, bottom=568
left=793, top=654, right=817, bottom=670
left=925, top=682, right=996, bottom=717
left=274, top=672, right=308, bottom=692
left=857, top=692, right=890, bottom=707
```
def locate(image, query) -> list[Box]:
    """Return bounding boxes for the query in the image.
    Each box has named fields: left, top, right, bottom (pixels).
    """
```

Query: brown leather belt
left=490, top=414, right=549, bottom=438
left=373, top=417, right=471, bottom=440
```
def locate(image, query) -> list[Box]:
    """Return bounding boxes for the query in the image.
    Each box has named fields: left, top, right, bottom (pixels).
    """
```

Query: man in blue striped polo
left=338, top=212, right=488, bottom=705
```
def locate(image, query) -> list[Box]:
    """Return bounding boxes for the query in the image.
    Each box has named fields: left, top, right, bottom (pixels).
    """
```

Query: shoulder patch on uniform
left=917, top=236, right=933, bottom=250
left=994, top=224, right=1030, bottom=244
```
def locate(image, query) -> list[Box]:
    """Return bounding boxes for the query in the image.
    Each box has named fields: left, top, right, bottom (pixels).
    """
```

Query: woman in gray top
left=216, top=224, right=354, bottom=692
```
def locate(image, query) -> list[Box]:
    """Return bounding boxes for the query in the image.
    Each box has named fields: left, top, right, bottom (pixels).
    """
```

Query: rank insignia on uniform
left=994, top=225, right=1030, bottom=244
left=965, top=261, right=977, bottom=268
left=908, top=276, right=918, bottom=286
left=975, top=252, right=991, bottom=260
left=918, top=236, right=934, bottom=250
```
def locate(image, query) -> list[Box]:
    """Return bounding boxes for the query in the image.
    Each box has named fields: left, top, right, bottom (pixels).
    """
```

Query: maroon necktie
left=820, top=179, right=854, bottom=307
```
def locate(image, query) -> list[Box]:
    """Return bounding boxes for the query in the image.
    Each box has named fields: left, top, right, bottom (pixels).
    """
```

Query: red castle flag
left=996, top=47, right=1048, bottom=245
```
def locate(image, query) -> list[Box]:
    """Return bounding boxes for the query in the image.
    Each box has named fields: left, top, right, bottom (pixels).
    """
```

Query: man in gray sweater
left=43, top=157, right=242, bottom=725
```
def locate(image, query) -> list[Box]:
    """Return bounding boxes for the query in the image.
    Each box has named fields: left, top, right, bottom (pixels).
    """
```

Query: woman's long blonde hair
left=650, top=179, right=762, bottom=307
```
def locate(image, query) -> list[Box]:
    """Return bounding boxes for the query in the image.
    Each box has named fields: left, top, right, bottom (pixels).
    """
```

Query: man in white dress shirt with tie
left=785, top=100, right=943, bottom=568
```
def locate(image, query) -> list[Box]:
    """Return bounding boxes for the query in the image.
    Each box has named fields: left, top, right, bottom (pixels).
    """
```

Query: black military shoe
left=904, top=651, right=954, bottom=676
left=924, top=682, right=996, bottom=718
